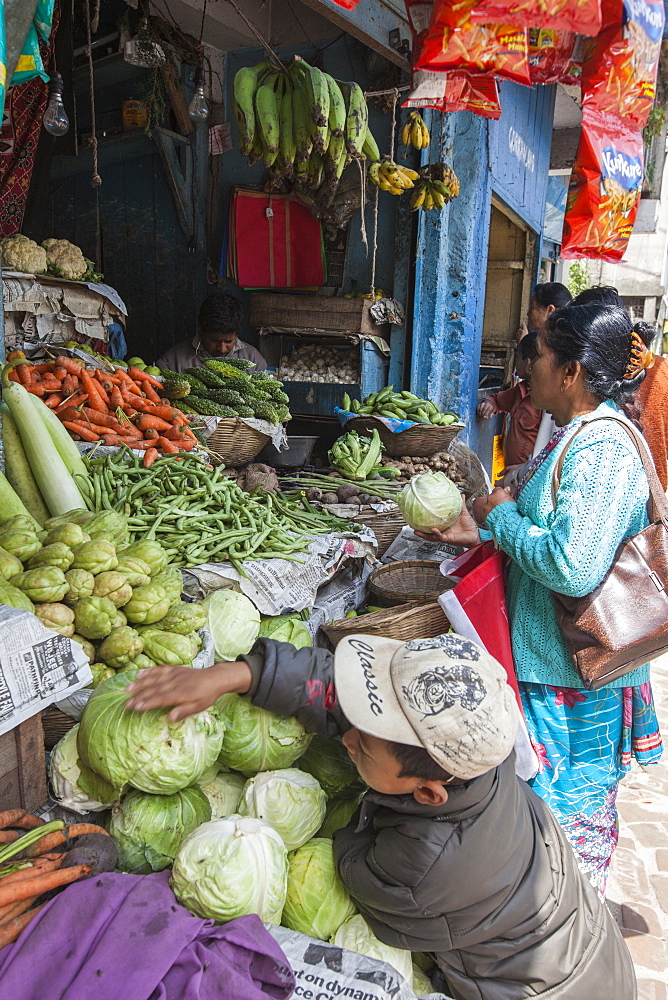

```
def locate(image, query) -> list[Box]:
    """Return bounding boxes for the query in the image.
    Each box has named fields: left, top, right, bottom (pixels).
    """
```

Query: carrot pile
left=7, top=357, right=198, bottom=468
left=0, top=809, right=111, bottom=949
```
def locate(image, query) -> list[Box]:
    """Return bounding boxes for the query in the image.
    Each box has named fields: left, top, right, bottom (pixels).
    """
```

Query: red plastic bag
left=404, top=69, right=501, bottom=118
left=470, top=0, right=602, bottom=36
left=417, top=12, right=531, bottom=85
left=528, top=28, right=577, bottom=84
left=561, top=110, right=643, bottom=262
left=582, top=0, right=664, bottom=128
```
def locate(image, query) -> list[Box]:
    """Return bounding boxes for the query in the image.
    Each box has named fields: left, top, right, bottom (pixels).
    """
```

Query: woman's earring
left=561, top=379, right=567, bottom=391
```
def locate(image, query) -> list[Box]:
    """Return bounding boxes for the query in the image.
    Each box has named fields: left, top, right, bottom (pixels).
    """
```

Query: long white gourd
left=28, top=392, right=90, bottom=483
left=2, top=368, right=86, bottom=516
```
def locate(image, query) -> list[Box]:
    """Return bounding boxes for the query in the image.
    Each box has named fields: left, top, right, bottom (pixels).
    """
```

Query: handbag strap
left=551, top=413, right=668, bottom=526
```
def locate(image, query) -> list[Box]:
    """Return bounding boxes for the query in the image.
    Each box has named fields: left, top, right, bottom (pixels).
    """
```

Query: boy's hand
left=125, top=661, right=252, bottom=722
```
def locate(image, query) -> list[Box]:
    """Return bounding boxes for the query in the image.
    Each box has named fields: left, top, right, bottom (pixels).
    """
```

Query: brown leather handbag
left=550, top=413, right=668, bottom=689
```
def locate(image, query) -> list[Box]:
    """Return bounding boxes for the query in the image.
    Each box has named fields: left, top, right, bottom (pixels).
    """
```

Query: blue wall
left=409, top=83, right=556, bottom=445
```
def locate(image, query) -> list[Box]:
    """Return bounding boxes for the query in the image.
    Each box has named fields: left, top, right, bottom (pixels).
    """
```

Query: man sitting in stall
left=156, top=291, right=266, bottom=373
left=126, top=632, right=636, bottom=1000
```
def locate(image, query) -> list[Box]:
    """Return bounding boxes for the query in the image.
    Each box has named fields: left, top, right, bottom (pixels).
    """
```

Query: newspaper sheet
left=0, top=607, right=92, bottom=736
left=183, top=528, right=377, bottom=616
left=269, top=925, right=452, bottom=1000
left=381, top=527, right=462, bottom=565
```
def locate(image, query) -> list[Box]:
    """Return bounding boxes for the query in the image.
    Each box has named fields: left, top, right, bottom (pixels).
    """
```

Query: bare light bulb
left=189, top=67, right=208, bottom=123
left=43, top=72, right=69, bottom=136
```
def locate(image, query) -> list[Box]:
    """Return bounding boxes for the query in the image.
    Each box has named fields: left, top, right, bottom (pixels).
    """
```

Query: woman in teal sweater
left=422, top=303, right=662, bottom=894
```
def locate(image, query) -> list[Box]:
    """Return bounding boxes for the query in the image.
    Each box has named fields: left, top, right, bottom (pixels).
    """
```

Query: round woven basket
left=350, top=508, right=405, bottom=557
left=369, top=559, right=456, bottom=606
left=42, top=706, right=77, bottom=750
left=321, top=600, right=450, bottom=649
left=346, top=416, right=464, bottom=458
left=207, top=418, right=271, bottom=467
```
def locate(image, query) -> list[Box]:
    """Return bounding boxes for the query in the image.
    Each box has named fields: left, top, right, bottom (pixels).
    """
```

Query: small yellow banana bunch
left=368, top=158, right=419, bottom=195
left=409, top=178, right=452, bottom=211
left=401, top=111, right=430, bottom=150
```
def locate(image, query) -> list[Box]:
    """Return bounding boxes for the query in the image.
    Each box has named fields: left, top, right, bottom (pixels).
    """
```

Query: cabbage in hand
left=217, top=694, right=312, bottom=775
left=77, top=669, right=225, bottom=797
left=398, top=472, right=463, bottom=532
left=282, top=838, right=356, bottom=941
left=171, top=815, right=288, bottom=923
left=239, top=768, right=326, bottom=851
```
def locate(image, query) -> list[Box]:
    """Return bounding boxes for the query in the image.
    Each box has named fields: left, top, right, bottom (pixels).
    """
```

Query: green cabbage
left=77, top=669, right=225, bottom=797
left=171, top=815, right=288, bottom=923
left=332, top=915, right=413, bottom=986
left=217, top=694, right=312, bottom=775
left=49, top=725, right=116, bottom=813
left=239, top=768, right=326, bottom=851
left=199, top=771, right=246, bottom=819
left=317, top=788, right=365, bottom=838
left=258, top=615, right=312, bottom=649
left=203, top=590, right=260, bottom=661
left=109, top=786, right=211, bottom=873
left=298, top=735, right=359, bottom=796
left=398, top=472, right=463, bottom=532
left=282, top=837, right=356, bottom=940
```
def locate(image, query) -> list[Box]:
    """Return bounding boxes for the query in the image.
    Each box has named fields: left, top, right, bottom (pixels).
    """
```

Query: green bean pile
left=77, top=448, right=359, bottom=575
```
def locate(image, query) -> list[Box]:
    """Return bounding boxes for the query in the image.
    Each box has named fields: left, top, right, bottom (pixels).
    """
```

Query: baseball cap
left=333, top=632, right=519, bottom=780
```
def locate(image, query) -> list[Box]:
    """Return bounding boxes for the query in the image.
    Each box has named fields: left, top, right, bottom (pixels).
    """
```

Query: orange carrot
left=141, top=382, right=162, bottom=404
left=23, top=831, right=67, bottom=859
left=7, top=371, right=19, bottom=383
left=0, top=833, right=20, bottom=845
left=129, top=367, right=162, bottom=387
left=0, top=864, right=88, bottom=906
left=142, top=428, right=159, bottom=440
left=115, top=370, right=143, bottom=395
left=100, top=435, right=124, bottom=447
left=143, top=448, right=160, bottom=468
left=131, top=398, right=179, bottom=419
left=67, top=824, right=109, bottom=839
left=33, top=363, right=54, bottom=375
left=62, top=422, right=100, bottom=443
left=136, top=413, right=172, bottom=433
left=24, top=386, right=47, bottom=397
left=55, top=356, right=85, bottom=375
left=61, top=375, right=78, bottom=395
left=0, top=894, right=40, bottom=927
left=109, top=386, right=124, bottom=408
left=0, top=811, right=25, bottom=830
left=175, top=438, right=196, bottom=451
left=156, top=437, right=180, bottom=453
left=80, top=371, right=106, bottom=413
left=94, top=381, right=110, bottom=406
left=0, top=858, right=63, bottom=890
left=10, top=816, right=45, bottom=832
left=44, top=394, right=63, bottom=409
left=53, top=366, right=67, bottom=381
left=80, top=407, right=119, bottom=429
left=55, top=391, right=87, bottom=412
left=40, top=381, right=63, bottom=393
left=0, top=903, right=46, bottom=949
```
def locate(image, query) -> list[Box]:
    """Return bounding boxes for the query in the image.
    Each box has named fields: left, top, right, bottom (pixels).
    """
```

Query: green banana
left=341, top=81, right=368, bottom=159
left=232, top=66, right=259, bottom=156
left=292, top=78, right=313, bottom=164
left=325, top=74, right=346, bottom=137
left=255, top=74, right=280, bottom=156
left=278, top=84, right=296, bottom=177
left=362, top=128, right=380, bottom=161
left=325, top=132, right=346, bottom=180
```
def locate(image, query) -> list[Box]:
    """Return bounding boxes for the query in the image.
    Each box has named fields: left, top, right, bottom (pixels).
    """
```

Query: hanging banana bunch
left=368, top=158, right=419, bottom=195
left=401, top=111, right=430, bottom=150
left=408, top=161, right=461, bottom=212
left=232, top=57, right=382, bottom=199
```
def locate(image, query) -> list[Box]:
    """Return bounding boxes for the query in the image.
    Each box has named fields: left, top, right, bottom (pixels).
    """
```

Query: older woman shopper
left=422, top=303, right=662, bottom=895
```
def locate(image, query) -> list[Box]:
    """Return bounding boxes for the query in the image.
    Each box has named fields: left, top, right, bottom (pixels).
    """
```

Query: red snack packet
left=528, top=28, right=577, bottom=84
left=327, top=0, right=361, bottom=8
left=582, top=0, right=664, bottom=128
left=561, top=111, right=643, bottom=262
left=416, top=14, right=531, bottom=86
left=403, top=69, right=501, bottom=118
left=470, top=0, right=602, bottom=37
left=561, top=33, right=585, bottom=85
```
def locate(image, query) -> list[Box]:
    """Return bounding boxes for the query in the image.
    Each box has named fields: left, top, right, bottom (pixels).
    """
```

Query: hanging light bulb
left=188, top=66, right=208, bottom=123
left=43, top=72, right=69, bottom=136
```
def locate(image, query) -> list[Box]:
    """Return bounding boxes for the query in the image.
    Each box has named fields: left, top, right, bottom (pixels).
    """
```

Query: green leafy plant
left=566, top=260, right=591, bottom=298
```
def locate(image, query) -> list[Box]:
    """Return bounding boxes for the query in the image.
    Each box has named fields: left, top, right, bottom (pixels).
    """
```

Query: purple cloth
left=0, top=871, right=295, bottom=1000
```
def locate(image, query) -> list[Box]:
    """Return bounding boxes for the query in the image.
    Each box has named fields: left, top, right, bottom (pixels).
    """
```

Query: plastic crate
left=281, top=339, right=388, bottom=418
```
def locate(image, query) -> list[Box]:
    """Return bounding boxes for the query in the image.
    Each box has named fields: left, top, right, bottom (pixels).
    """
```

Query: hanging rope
left=369, top=89, right=399, bottom=296
left=85, top=1, right=101, bottom=187
left=221, top=0, right=285, bottom=69
left=358, top=157, right=368, bottom=254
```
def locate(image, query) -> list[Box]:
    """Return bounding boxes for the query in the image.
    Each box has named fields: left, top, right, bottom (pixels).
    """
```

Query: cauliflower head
left=1, top=235, right=48, bottom=275
left=42, top=239, right=87, bottom=281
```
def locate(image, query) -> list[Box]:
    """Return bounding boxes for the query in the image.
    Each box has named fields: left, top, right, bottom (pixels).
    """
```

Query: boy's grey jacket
left=243, top=639, right=636, bottom=1000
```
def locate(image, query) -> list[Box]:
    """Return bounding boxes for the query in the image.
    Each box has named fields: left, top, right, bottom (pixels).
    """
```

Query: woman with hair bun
left=420, top=303, right=663, bottom=895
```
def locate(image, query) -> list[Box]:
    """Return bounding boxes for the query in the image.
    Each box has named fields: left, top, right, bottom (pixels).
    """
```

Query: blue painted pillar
left=410, top=110, right=492, bottom=446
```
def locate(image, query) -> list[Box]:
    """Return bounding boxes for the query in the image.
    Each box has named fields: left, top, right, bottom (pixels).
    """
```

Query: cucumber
left=1, top=409, right=49, bottom=526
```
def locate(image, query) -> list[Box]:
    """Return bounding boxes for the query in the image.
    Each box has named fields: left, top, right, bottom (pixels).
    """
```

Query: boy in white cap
left=126, top=633, right=636, bottom=1000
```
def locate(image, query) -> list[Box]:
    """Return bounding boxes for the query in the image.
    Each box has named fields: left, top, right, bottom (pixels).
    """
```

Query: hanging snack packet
left=470, top=0, right=602, bottom=36
left=404, top=69, right=501, bottom=119
left=528, top=28, right=577, bottom=84
left=561, top=110, right=643, bottom=262
left=417, top=16, right=531, bottom=86
left=581, top=0, right=664, bottom=128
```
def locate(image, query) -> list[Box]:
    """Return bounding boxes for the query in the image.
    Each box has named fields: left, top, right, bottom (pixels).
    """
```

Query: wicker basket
left=207, top=418, right=271, bottom=466
left=42, top=706, right=77, bottom=750
left=321, top=600, right=450, bottom=649
left=369, top=559, right=456, bottom=606
left=351, top=508, right=405, bottom=557
left=346, top=416, right=464, bottom=458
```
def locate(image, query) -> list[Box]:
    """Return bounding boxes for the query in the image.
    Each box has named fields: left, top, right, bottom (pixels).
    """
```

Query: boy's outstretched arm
left=126, top=638, right=349, bottom=737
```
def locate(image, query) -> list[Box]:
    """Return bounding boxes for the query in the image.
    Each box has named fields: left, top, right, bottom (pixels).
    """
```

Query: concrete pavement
left=607, top=653, right=668, bottom=999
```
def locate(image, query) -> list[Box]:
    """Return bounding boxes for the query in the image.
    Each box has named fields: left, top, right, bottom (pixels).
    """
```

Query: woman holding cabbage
left=418, top=303, right=663, bottom=896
